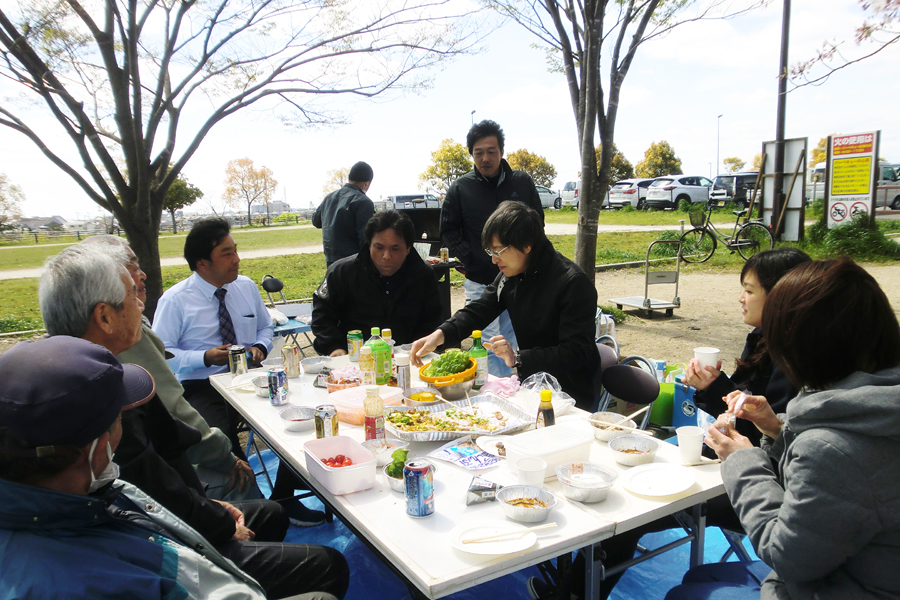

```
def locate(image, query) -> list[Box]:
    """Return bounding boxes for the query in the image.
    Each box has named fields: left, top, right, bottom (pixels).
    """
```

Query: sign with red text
left=828, top=131, right=879, bottom=229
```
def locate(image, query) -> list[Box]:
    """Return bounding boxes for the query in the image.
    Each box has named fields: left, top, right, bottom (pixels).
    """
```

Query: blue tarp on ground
left=250, top=450, right=759, bottom=600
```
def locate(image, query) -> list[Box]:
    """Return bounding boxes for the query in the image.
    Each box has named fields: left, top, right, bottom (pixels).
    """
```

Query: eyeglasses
left=484, top=245, right=510, bottom=258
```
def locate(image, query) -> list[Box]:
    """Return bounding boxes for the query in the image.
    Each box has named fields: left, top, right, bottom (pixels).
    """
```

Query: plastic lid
left=360, top=346, right=372, bottom=355
left=472, top=330, right=482, bottom=338
left=371, top=327, right=380, bottom=335
left=382, top=328, right=392, bottom=339
left=365, top=385, right=380, bottom=395
left=394, top=353, right=410, bottom=366
left=540, top=389, right=553, bottom=403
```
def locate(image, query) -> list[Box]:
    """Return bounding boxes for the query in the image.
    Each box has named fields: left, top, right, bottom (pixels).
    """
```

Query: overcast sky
left=1, top=0, right=895, bottom=220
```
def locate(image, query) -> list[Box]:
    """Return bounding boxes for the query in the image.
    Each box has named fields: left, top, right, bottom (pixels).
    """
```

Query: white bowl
left=302, top=356, right=332, bottom=374
left=496, top=485, right=557, bottom=523
left=361, top=438, right=410, bottom=466
left=555, top=462, right=618, bottom=503
left=251, top=376, right=269, bottom=398
left=589, top=411, right=637, bottom=442
left=608, top=435, right=660, bottom=467
left=261, top=356, right=284, bottom=368
left=279, top=406, right=315, bottom=432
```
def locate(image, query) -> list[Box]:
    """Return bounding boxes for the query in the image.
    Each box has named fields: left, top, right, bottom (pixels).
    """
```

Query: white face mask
left=87, top=437, right=119, bottom=493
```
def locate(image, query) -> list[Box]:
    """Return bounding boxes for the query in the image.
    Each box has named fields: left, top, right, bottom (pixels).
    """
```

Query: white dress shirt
left=153, top=272, right=274, bottom=381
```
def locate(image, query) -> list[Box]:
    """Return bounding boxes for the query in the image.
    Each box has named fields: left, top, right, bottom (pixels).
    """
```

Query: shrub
left=803, top=213, right=900, bottom=260
left=677, top=199, right=692, bottom=212
left=598, top=305, right=627, bottom=324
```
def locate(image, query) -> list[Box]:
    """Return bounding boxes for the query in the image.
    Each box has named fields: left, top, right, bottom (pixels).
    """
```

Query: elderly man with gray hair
left=37, top=243, right=350, bottom=600
left=81, top=234, right=259, bottom=501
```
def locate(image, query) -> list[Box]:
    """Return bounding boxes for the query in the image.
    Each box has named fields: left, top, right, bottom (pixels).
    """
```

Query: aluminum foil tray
left=384, top=392, right=534, bottom=442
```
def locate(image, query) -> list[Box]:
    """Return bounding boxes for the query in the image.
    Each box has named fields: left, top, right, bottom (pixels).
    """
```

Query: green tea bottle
left=365, top=327, right=391, bottom=385
left=470, top=330, right=488, bottom=390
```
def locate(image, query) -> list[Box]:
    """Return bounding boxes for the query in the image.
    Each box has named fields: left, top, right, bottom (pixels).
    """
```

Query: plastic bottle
left=382, top=328, right=396, bottom=379
left=395, top=353, right=411, bottom=392
left=536, top=389, right=556, bottom=428
left=363, top=385, right=384, bottom=441
left=359, top=346, right=376, bottom=386
left=470, top=330, right=488, bottom=390
left=365, top=327, right=392, bottom=385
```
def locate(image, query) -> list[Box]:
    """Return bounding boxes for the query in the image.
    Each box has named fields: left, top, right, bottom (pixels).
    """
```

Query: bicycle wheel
left=735, top=222, right=774, bottom=260
left=679, top=227, right=716, bottom=263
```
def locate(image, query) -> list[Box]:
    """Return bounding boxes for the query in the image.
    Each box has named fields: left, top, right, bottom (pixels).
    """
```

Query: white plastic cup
left=516, top=457, right=547, bottom=487
left=676, top=426, right=706, bottom=465
left=693, top=347, right=721, bottom=370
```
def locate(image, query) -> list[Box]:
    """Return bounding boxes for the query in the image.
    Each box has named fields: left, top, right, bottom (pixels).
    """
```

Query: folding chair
left=261, top=274, right=306, bottom=319
left=596, top=357, right=658, bottom=430
left=591, top=336, right=620, bottom=413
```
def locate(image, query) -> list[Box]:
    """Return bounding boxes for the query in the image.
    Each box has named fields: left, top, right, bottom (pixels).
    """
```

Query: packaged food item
left=427, top=436, right=500, bottom=470
left=466, top=476, right=503, bottom=505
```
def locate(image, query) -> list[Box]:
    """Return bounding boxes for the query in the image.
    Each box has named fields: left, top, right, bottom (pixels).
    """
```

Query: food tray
left=384, top=392, right=533, bottom=442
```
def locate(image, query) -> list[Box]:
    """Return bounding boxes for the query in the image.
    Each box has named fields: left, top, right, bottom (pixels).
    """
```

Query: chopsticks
left=438, top=396, right=476, bottom=417
left=581, top=418, right=654, bottom=436
left=461, top=522, right=557, bottom=544
left=227, top=383, right=255, bottom=392
left=583, top=406, right=652, bottom=435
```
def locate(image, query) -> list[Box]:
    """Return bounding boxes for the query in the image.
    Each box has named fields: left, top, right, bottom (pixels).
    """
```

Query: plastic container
left=304, top=436, right=376, bottom=495
left=418, top=356, right=477, bottom=399
left=504, top=424, right=593, bottom=481
left=327, top=384, right=404, bottom=425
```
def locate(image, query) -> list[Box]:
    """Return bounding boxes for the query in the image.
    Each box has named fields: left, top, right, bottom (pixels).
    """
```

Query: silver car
left=645, top=175, right=713, bottom=209
left=535, top=185, right=561, bottom=209
left=608, top=178, right=655, bottom=209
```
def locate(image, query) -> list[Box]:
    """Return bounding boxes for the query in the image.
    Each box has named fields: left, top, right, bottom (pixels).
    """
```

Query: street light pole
left=716, top=114, right=723, bottom=176
left=471, top=110, right=476, bottom=125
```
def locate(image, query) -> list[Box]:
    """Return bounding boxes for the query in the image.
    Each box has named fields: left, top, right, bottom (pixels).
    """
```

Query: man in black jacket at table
left=312, top=210, right=443, bottom=356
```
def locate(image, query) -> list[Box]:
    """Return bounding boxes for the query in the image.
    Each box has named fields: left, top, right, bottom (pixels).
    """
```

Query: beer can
left=267, top=367, right=289, bottom=406
left=281, top=343, right=301, bottom=378
left=228, top=345, right=248, bottom=377
left=314, top=404, right=339, bottom=439
left=404, top=459, right=435, bottom=518
left=440, top=247, right=449, bottom=262
left=347, top=330, right=363, bottom=362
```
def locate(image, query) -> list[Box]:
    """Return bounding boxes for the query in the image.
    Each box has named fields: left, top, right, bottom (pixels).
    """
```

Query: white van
left=559, top=180, right=608, bottom=209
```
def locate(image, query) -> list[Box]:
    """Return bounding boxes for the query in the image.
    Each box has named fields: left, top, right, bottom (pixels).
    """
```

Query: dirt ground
left=450, top=263, right=900, bottom=371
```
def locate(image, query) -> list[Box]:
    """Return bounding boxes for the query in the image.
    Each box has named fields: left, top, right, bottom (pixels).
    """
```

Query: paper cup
left=516, top=457, right=547, bottom=487
left=676, top=426, right=705, bottom=464
left=693, top=347, right=720, bottom=370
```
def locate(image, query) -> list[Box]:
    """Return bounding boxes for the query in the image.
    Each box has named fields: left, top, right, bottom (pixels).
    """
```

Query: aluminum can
left=347, top=330, right=363, bottom=362
left=404, top=459, right=435, bottom=518
left=440, top=247, right=449, bottom=262
left=228, top=345, right=248, bottom=377
left=314, top=404, right=339, bottom=439
left=267, top=367, right=289, bottom=406
left=281, top=343, right=301, bottom=378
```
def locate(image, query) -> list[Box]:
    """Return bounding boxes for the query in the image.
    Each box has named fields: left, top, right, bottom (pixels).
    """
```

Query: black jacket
left=115, top=394, right=238, bottom=545
left=694, top=328, right=797, bottom=446
left=313, top=183, right=374, bottom=265
left=439, top=238, right=599, bottom=408
left=311, top=247, right=443, bottom=356
left=440, top=160, right=543, bottom=285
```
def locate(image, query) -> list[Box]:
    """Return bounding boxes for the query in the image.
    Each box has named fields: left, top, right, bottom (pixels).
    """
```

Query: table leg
left=689, top=502, right=707, bottom=568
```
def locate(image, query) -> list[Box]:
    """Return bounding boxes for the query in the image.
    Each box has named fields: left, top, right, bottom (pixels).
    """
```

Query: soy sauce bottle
left=536, top=389, right=555, bottom=428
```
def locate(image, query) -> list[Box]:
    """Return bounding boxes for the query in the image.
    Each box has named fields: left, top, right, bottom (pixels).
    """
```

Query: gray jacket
left=722, top=365, right=900, bottom=600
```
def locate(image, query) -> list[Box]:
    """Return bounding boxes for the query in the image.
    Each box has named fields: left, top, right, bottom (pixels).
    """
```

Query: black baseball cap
left=0, top=336, right=155, bottom=454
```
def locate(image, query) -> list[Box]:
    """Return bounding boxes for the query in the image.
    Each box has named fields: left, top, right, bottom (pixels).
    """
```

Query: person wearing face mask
left=37, top=244, right=350, bottom=600
left=0, top=336, right=276, bottom=599
left=313, top=161, right=375, bottom=266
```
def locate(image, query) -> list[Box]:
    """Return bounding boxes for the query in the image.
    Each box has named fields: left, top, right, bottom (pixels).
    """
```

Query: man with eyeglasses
left=440, top=120, right=543, bottom=376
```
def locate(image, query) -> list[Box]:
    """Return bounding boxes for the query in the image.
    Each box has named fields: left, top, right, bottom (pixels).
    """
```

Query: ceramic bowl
left=278, top=406, right=315, bottom=432
left=608, top=434, right=660, bottom=467
left=496, top=485, right=558, bottom=523
left=555, top=462, right=618, bottom=503
left=589, top=411, right=637, bottom=442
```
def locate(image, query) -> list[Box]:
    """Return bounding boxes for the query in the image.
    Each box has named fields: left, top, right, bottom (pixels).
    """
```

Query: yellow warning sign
left=831, top=157, right=872, bottom=196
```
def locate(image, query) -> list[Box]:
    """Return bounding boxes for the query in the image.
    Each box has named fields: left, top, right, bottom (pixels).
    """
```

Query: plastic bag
left=518, top=372, right=576, bottom=417
left=479, top=374, right=520, bottom=397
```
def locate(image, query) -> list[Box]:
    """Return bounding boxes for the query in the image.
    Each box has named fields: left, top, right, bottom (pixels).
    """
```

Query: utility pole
left=716, top=114, right=723, bottom=177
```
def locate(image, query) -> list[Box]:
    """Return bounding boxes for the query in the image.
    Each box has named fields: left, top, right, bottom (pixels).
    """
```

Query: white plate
left=449, top=520, right=538, bottom=555
left=475, top=435, right=512, bottom=459
left=621, top=464, right=696, bottom=497
left=229, top=371, right=263, bottom=391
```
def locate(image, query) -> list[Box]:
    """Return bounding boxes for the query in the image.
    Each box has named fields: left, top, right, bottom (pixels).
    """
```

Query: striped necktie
left=214, top=288, right=237, bottom=346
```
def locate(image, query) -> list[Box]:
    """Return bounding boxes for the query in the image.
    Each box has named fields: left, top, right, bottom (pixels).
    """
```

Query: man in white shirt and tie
left=154, top=217, right=325, bottom=527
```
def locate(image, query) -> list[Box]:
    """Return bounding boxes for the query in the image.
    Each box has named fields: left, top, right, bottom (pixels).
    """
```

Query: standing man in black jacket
left=440, top=120, right=543, bottom=376
left=314, top=161, right=375, bottom=266
left=312, top=210, right=443, bottom=356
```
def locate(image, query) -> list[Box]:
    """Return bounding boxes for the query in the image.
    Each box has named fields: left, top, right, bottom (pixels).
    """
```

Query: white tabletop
left=211, top=361, right=724, bottom=599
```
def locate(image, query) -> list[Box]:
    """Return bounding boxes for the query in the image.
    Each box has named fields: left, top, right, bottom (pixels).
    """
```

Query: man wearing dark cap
left=0, top=336, right=275, bottom=599
left=313, top=161, right=375, bottom=266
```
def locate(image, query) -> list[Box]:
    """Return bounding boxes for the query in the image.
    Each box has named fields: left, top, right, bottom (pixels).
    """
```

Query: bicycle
left=679, top=204, right=774, bottom=263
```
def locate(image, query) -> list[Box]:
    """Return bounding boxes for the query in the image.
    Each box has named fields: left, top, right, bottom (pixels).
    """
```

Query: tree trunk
left=170, top=209, right=177, bottom=234
left=127, top=226, right=163, bottom=319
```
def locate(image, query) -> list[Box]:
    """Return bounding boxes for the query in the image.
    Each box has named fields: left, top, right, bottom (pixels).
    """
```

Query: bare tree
left=490, top=0, right=766, bottom=274
left=223, top=159, right=277, bottom=224
left=0, top=0, right=481, bottom=315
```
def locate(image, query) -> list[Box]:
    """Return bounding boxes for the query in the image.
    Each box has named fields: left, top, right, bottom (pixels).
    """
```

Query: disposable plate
left=449, top=521, right=538, bottom=555
left=621, top=463, right=696, bottom=497
left=475, top=435, right=512, bottom=459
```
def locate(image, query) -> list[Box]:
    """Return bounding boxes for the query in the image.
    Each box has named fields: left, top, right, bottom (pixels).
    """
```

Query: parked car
left=558, top=180, right=608, bottom=209
left=608, top=178, right=655, bottom=209
left=389, top=193, right=440, bottom=209
left=645, top=175, right=713, bottom=209
left=710, top=172, right=759, bottom=208
left=536, top=185, right=561, bottom=209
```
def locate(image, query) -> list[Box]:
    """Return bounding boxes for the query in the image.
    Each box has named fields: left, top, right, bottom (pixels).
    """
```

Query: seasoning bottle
left=395, top=353, right=411, bottom=392
left=359, top=346, right=376, bottom=386
left=470, top=330, right=488, bottom=390
left=536, top=389, right=555, bottom=428
left=365, top=327, right=392, bottom=385
left=363, top=385, right=384, bottom=442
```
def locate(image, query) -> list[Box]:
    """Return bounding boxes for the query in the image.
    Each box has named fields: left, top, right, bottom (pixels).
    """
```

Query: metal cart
left=609, top=239, right=682, bottom=318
